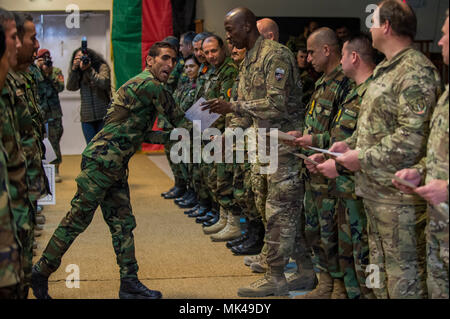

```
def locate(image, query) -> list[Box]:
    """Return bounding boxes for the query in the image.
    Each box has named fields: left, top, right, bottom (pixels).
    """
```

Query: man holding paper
left=329, top=1, right=442, bottom=298
left=285, top=27, right=353, bottom=299
left=202, top=7, right=314, bottom=297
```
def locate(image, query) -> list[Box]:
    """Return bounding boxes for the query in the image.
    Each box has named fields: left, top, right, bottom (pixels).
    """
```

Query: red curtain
left=141, top=0, right=173, bottom=153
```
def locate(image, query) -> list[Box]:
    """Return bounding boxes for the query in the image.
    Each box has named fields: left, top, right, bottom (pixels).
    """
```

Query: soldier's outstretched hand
left=201, top=99, right=233, bottom=115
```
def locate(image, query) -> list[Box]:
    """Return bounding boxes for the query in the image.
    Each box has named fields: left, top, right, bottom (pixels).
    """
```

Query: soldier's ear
left=323, top=44, right=331, bottom=57
left=146, top=55, right=153, bottom=68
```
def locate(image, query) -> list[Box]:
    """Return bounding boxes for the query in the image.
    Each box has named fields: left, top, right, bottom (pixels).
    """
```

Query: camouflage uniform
left=329, top=77, right=374, bottom=299
left=349, top=48, right=442, bottom=299
left=299, top=67, right=318, bottom=106
left=1, top=82, right=34, bottom=298
left=191, top=64, right=215, bottom=207
left=0, top=96, right=23, bottom=299
left=232, top=36, right=311, bottom=270
left=36, top=66, right=65, bottom=165
left=413, top=85, right=449, bottom=299
left=166, top=56, right=187, bottom=93
left=302, top=65, right=352, bottom=278
left=34, top=69, right=181, bottom=279
left=203, top=57, right=238, bottom=212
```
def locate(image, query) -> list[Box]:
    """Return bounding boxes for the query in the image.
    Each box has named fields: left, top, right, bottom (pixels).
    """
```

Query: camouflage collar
left=343, top=75, right=372, bottom=104
left=214, top=57, right=236, bottom=76
left=7, top=70, right=26, bottom=86
left=373, top=47, right=414, bottom=78
left=244, top=35, right=265, bottom=67
left=315, top=64, right=342, bottom=88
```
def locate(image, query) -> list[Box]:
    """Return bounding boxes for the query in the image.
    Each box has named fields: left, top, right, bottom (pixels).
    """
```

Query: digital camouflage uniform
left=0, top=96, right=23, bottom=299
left=349, top=48, right=442, bottom=299
left=231, top=36, right=311, bottom=270
left=191, top=64, right=215, bottom=207
left=329, top=77, right=374, bottom=299
left=413, top=85, right=449, bottom=299
left=34, top=69, right=181, bottom=279
left=1, top=83, right=34, bottom=298
left=302, top=65, right=352, bottom=278
left=203, top=57, right=238, bottom=212
left=36, top=66, right=65, bottom=165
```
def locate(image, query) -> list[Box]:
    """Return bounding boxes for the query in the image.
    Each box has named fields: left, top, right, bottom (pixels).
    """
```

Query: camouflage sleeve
left=232, top=56, right=291, bottom=120
left=66, top=69, right=81, bottom=91
left=51, top=67, right=65, bottom=93
left=411, top=156, right=427, bottom=184
left=344, top=130, right=358, bottom=149
left=359, top=69, right=438, bottom=171
left=86, top=63, right=111, bottom=91
left=143, top=130, right=170, bottom=144
left=220, top=69, right=238, bottom=103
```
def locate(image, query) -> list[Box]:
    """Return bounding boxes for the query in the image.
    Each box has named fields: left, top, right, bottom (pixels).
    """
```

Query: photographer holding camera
left=67, top=39, right=111, bottom=144
left=35, top=48, right=65, bottom=182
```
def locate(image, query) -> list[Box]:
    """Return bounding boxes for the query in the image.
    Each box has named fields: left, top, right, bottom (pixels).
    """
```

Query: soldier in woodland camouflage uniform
left=31, top=42, right=181, bottom=300
left=0, top=22, right=23, bottom=299
left=392, top=12, right=449, bottom=299
left=203, top=8, right=314, bottom=297
left=334, top=1, right=442, bottom=299
left=35, top=48, right=65, bottom=181
left=200, top=35, right=240, bottom=242
left=316, top=34, right=377, bottom=299
left=287, top=27, right=352, bottom=299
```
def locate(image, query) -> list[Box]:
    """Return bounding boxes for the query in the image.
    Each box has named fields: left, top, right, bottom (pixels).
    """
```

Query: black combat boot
left=177, top=190, right=198, bottom=208
left=196, top=210, right=217, bottom=223
left=231, top=219, right=265, bottom=255
left=188, top=205, right=209, bottom=218
left=184, top=204, right=199, bottom=215
left=203, top=212, right=219, bottom=227
left=163, top=186, right=185, bottom=199
left=226, top=231, right=249, bottom=248
left=174, top=188, right=192, bottom=204
left=119, top=278, right=162, bottom=299
left=161, top=185, right=176, bottom=197
left=31, top=265, right=52, bottom=299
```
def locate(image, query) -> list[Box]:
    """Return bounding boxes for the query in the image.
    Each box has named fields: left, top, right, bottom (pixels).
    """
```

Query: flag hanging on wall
left=112, top=0, right=191, bottom=153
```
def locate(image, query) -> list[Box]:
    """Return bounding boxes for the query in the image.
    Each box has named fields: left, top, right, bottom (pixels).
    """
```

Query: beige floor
left=32, top=154, right=282, bottom=299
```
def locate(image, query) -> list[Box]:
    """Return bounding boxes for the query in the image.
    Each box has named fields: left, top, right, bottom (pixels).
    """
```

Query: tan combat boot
left=55, top=164, right=62, bottom=183
left=210, top=212, right=241, bottom=242
left=293, top=271, right=333, bottom=299
left=331, top=278, right=348, bottom=299
left=237, top=266, right=289, bottom=297
left=203, top=207, right=227, bottom=235
left=243, top=242, right=267, bottom=266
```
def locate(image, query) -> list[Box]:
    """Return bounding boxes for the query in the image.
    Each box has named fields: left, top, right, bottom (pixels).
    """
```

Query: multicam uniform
left=348, top=47, right=442, bottom=299
left=302, top=65, right=352, bottom=279
left=231, top=36, right=311, bottom=272
left=34, top=69, right=181, bottom=280
left=412, top=85, right=449, bottom=299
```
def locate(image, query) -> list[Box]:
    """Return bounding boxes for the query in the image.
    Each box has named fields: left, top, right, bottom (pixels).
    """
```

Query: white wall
left=196, top=0, right=448, bottom=52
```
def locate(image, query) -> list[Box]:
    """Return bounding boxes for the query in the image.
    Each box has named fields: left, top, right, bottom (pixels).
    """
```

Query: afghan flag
left=112, top=0, right=181, bottom=153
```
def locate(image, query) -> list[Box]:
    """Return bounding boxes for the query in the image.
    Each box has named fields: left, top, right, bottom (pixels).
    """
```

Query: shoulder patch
left=275, top=68, right=285, bottom=82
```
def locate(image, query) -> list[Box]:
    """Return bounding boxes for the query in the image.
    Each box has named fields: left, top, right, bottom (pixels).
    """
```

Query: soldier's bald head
left=309, top=27, right=340, bottom=51
left=225, top=7, right=257, bottom=29
left=257, top=18, right=279, bottom=42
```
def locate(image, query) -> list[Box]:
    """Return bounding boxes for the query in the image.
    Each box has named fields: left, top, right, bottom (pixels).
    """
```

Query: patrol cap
left=37, top=48, right=50, bottom=58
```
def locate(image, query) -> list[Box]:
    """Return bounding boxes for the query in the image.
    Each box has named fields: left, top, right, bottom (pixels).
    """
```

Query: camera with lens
left=43, top=55, right=53, bottom=67
left=81, top=37, right=90, bottom=66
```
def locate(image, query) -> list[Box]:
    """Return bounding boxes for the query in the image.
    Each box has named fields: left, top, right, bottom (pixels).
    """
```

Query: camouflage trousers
left=191, top=162, right=210, bottom=206
left=304, top=180, right=340, bottom=278
left=47, top=118, right=63, bottom=165
left=204, top=162, right=217, bottom=204
left=164, top=141, right=187, bottom=189
left=336, top=197, right=375, bottom=299
left=250, top=158, right=312, bottom=269
left=216, top=162, right=240, bottom=214
left=426, top=204, right=449, bottom=299
left=35, top=157, right=139, bottom=279
left=233, top=161, right=258, bottom=221
left=363, top=199, right=427, bottom=299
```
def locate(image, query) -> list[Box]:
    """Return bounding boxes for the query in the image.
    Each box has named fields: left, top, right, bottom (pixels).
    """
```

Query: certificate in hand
left=265, top=131, right=296, bottom=141
left=185, top=97, right=221, bottom=131
left=392, top=175, right=418, bottom=189
left=307, top=146, right=343, bottom=157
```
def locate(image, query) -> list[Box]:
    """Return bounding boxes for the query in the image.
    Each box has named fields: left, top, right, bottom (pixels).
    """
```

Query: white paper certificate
left=307, top=146, right=343, bottom=157
left=185, top=98, right=221, bottom=132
